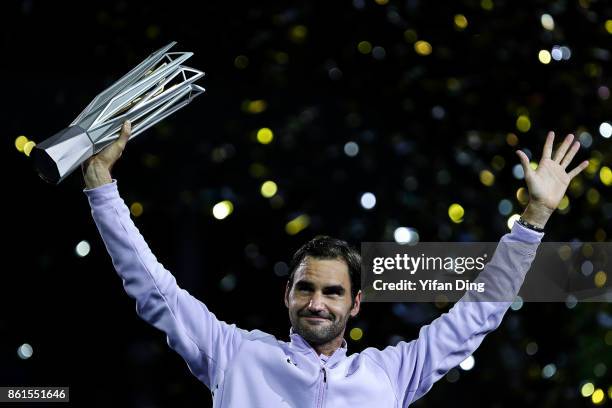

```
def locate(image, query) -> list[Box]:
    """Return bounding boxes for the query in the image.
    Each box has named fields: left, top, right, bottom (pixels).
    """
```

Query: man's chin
left=295, top=323, right=331, bottom=342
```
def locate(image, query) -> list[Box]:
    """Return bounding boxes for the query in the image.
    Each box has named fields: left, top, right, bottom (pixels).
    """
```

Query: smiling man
left=82, top=120, right=588, bottom=407
left=285, top=238, right=362, bottom=357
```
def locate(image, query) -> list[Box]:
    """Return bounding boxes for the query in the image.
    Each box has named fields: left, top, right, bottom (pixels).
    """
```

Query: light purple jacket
left=85, top=180, right=543, bottom=407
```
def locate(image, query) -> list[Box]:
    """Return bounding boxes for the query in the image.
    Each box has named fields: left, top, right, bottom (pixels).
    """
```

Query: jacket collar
left=289, top=327, right=348, bottom=364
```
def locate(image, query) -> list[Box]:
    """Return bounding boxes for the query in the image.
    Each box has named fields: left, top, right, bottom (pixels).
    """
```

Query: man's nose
left=307, top=292, right=325, bottom=311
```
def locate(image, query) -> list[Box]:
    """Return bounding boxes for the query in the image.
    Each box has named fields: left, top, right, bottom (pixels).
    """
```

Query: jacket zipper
left=316, top=367, right=327, bottom=408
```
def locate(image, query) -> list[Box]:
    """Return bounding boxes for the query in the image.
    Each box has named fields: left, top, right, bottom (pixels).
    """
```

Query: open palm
left=516, top=132, right=589, bottom=211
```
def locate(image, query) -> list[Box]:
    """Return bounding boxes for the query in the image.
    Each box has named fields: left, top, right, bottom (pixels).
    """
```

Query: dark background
left=2, top=0, right=611, bottom=406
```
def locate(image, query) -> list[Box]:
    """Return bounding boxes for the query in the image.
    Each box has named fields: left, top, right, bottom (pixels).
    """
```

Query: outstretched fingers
left=552, top=134, right=574, bottom=163
left=560, top=141, right=581, bottom=169
left=515, top=150, right=532, bottom=178
left=567, top=160, right=590, bottom=179
left=542, top=131, right=554, bottom=160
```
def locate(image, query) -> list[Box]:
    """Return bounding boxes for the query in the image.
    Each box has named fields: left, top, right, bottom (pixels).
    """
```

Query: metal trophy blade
left=31, top=41, right=205, bottom=184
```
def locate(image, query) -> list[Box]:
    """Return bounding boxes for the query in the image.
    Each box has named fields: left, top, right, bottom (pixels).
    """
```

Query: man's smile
left=302, top=316, right=330, bottom=323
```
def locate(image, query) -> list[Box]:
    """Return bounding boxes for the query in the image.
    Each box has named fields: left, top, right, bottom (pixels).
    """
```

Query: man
left=82, top=120, right=588, bottom=407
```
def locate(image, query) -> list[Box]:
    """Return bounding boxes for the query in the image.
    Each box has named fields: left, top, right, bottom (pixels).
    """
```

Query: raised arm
left=82, top=121, right=245, bottom=389
left=364, top=132, right=588, bottom=406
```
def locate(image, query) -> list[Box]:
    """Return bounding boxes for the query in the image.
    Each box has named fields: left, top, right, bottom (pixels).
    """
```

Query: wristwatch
left=516, top=217, right=545, bottom=233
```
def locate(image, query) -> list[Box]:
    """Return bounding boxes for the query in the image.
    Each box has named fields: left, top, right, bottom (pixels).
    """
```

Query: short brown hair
left=287, top=236, right=361, bottom=300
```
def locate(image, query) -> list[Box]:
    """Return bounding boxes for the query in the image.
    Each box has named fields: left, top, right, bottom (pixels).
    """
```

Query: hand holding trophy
left=31, top=42, right=205, bottom=184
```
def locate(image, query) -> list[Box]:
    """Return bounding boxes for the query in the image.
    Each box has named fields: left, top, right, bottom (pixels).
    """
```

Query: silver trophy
left=31, top=41, right=205, bottom=184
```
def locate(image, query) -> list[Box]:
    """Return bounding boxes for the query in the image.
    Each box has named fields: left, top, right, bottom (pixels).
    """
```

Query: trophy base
left=31, top=125, right=93, bottom=185
left=31, top=148, right=61, bottom=184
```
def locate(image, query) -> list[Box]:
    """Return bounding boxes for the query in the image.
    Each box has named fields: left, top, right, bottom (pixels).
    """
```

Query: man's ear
left=350, top=290, right=362, bottom=317
left=284, top=282, right=291, bottom=308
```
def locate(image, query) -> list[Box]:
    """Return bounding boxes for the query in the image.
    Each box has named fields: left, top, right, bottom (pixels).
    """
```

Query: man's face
left=285, top=256, right=361, bottom=346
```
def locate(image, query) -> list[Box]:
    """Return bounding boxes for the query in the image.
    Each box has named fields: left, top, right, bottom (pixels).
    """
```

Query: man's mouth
left=300, top=315, right=331, bottom=322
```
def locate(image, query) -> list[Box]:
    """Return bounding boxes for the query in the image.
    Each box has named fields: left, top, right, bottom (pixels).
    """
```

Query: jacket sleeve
left=364, top=223, right=543, bottom=407
left=84, top=180, right=244, bottom=388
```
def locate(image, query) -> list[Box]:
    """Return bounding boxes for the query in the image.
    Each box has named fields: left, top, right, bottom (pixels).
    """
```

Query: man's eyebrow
left=323, top=285, right=346, bottom=295
left=295, top=280, right=314, bottom=289
left=294, top=281, right=346, bottom=295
